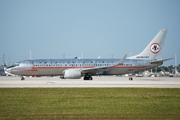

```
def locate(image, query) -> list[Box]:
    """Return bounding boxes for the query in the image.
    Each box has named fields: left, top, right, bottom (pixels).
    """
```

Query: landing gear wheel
left=89, top=76, right=93, bottom=80
left=21, top=77, right=25, bottom=80
left=129, top=77, right=133, bottom=81
left=84, top=76, right=93, bottom=80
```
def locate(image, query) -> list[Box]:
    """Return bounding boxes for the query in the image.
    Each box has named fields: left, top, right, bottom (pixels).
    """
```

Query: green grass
left=0, top=88, right=180, bottom=119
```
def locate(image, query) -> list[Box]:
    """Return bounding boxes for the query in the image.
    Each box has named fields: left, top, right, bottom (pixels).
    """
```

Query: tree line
left=152, top=64, right=180, bottom=73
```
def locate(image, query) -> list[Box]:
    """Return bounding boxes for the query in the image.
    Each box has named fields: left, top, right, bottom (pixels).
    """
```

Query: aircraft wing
left=81, top=66, right=110, bottom=74
left=81, top=54, right=127, bottom=74
left=150, top=58, right=173, bottom=64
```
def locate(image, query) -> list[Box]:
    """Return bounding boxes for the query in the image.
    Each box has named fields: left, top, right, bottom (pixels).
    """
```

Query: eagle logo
left=150, top=43, right=160, bottom=54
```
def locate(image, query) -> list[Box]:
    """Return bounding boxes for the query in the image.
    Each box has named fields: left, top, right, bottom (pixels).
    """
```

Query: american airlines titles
left=136, top=56, right=149, bottom=58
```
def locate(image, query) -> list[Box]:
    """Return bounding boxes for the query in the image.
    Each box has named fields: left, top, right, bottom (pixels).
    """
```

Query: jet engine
left=63, top=69, right=82, bottom=79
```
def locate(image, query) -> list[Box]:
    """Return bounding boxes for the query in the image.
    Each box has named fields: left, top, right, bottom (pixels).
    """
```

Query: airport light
left=63, top=53, right=65, bottom=59
left=81, top=52, right=83, bottom=59
left=175, top=53, right=177, bottom=75
left=2, top=54, right=6, bottom=66
left=30, top=51, right=31, bottom=60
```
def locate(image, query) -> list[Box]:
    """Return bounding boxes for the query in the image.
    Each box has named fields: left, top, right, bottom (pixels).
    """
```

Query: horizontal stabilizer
left=150, top=58, right=173, bottom=64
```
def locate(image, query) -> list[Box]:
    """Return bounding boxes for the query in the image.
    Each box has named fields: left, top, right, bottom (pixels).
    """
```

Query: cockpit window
left=14, top=63, right=19, bottom=66
left=7, top=65, right=14, bottom=69
left=7, top=63, right=19, bottom=69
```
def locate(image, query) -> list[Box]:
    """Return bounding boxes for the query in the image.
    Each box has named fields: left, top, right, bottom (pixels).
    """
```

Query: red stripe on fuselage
left=17, top=65, right=149, bottom=73
left=18, top=67, right=37, bottom=72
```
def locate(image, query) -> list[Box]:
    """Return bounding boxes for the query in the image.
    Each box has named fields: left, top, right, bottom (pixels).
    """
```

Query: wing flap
left=81, top=66, right=109, bottom=74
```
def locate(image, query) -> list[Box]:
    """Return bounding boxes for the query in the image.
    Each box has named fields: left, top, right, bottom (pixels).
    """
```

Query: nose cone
left=4, top=67, right=9, bottom=73
left=4, top=68, right=14, bottom=76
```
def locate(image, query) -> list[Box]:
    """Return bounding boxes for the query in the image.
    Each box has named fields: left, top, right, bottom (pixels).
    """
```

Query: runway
left=0, top=76, right=180, bottom=88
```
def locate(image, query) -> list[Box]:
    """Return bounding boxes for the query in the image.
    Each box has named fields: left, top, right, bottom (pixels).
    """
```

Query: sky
left=0, top=0, right=180, bottom=66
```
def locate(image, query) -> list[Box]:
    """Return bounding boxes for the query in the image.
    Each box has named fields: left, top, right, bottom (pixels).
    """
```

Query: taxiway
left=0, top=76, right=180, bottom=88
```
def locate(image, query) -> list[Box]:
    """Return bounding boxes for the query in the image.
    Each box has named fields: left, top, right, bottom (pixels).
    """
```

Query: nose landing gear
left=129, top=77, right=133, bottom=81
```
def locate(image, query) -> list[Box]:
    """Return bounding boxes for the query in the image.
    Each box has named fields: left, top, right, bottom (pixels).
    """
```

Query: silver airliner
left=5, top=29, right=172, bottom=80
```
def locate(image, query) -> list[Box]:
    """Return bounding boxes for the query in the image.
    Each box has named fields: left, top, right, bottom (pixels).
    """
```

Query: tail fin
left=127, top=29, right=168, bottom=60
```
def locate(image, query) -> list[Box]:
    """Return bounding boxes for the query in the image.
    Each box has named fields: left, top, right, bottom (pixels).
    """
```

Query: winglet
left=116, top=54, right=127, bottom=66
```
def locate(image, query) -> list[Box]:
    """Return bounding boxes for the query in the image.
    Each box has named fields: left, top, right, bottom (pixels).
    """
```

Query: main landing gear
left=83, top=76, right=93, bottom=80
left=128, top=73, right=133, bottom=81
left=21, top=76, right=25, bottom=80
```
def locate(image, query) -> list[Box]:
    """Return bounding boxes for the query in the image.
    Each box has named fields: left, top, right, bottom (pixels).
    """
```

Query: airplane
left=5, top=29, right=172, bottom=80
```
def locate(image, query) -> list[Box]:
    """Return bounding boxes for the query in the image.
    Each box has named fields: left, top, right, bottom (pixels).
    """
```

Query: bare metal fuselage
left=7, top=58, right=161, bottom=76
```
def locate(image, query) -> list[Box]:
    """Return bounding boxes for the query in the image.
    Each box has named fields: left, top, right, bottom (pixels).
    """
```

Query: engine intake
left=63, top=69, right=82, bottom=79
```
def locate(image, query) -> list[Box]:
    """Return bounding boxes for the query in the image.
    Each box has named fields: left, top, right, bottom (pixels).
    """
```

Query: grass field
left=0, top=88, right=180, bottom=119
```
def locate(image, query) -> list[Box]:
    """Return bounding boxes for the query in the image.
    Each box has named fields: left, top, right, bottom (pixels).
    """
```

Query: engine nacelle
left=63, top=69, right=82, bottom=79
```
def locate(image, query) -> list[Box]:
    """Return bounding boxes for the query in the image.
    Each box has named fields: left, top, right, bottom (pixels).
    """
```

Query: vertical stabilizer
left=127, top=29, right=167, bottom=60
